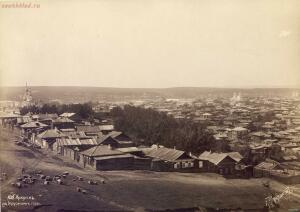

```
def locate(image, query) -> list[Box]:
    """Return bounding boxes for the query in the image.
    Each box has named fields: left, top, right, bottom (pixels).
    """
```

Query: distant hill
left=0, top=86, right=299, bottom=102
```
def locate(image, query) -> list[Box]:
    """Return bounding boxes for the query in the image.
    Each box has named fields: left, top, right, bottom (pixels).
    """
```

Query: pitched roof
left=251, top=131, right=270, bottom=138
left=53, top=117, right=74, bottom=123
left=60, top=112, right=76, bottom=117
left=60, top=128, right=76, bottom=132
left=76, top=125, right=102, bottom=133
left=227, top=152, right=243, bottom=162
left=199, top=151, right=211, bottom=158
left=36, top=113, right=58, bottom=120
left=97, top=135, right=116, bottom=144
left=94, top=154, right=133, bottom=161
left=98, top=125, right=114, bottom=131
left=80, top=145, right=124, bottom=157
left=256, top=159, right=280, bottom=170
left=199, top=152, right=228, bottom=165
left=96, top=132, right=133, bottom=146
left=145, top=147, right=187, bottom=162
left=108, top=131, right=123, bottom=138
left=37, top=129, right=65, bottom=139
left=57, top=138, right=98, bottom=146
left=232, top=127, right=248, bottom=132
left=199, top=151, right=242, bottom=165
left=117, top=147, right=141, bottom=153
left=20, top=121, right=48, bottom=129
left=63, top=131, right=89, bottom=139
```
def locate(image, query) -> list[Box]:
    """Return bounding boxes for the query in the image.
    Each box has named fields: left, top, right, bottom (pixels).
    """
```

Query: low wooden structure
left=198, top=151, right=243, bottom=176
left=79, top=145, right=134, bottom=170
left=143, top=146, right=196, bottom=172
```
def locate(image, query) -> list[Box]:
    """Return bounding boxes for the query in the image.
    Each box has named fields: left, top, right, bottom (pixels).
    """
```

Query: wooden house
left=35, top=128, right=66, bottom=150
left=20, top=121, right=49, bottom=141
left=79, top=145, right=134, bottom=170
left=198, top=151, right=243, bottom=176
left=253, top=159, right=284, bottom=178
left=20, top=121, right=48, bottom=133
left=143, top=146, right=196, bottom=172
left=118, top=147, right=152, bottom=170
left=53, top=137, right=98, bottom=161
left=76, top=125, right=103, bottom=137
left=97, top=131, right=134, bottom=148
left=36, top=113, right=58, bottom=126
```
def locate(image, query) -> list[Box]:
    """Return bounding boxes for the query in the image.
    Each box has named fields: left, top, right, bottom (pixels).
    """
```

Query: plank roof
left=57, top=138, right=98, bottom=146
left=145, top=147, right=187, bottom=162
left=80, top=145, right=124, bottom=157
left=76, top=125, right=102, bottom=133
left=199, top=151, right=242, bottom=165
left=37, top=129, right=65, bottom=139
left=20, top=121, right=48, bottom=128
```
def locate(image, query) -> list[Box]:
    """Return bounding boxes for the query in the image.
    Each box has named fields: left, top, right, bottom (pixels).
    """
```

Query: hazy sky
left=0, top=0, right=299, bottom=88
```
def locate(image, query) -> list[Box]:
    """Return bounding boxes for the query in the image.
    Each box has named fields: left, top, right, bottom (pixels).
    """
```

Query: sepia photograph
left=0, top=0, right=300, bottom=211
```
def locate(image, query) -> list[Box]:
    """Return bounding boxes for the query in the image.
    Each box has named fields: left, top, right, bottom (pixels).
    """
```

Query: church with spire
left=21, top=83, right=33, bottom=107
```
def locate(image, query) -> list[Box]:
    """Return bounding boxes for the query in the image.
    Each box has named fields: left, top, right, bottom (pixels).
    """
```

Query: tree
left=111, top=105, right=216, bottom=153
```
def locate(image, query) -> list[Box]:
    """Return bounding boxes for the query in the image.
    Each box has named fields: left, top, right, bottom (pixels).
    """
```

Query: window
left=199, top=161, right=203, bottom=168
left=181, top=162, right=194, bottom=168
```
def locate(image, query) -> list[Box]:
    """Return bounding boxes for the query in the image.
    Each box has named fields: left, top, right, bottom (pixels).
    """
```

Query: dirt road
left=1, top=126, right=299, bottom=211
